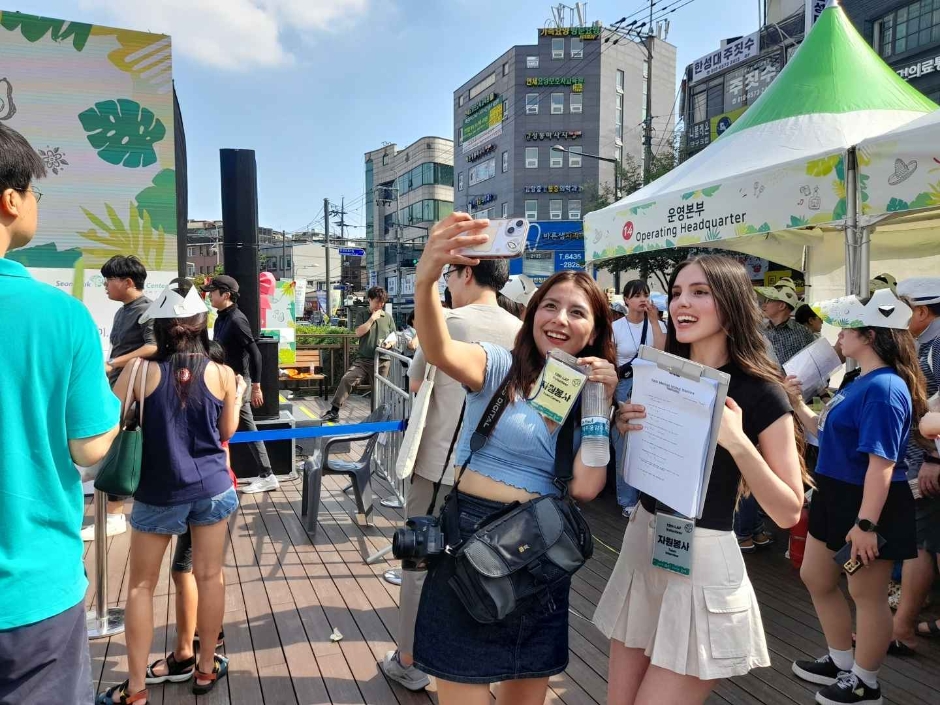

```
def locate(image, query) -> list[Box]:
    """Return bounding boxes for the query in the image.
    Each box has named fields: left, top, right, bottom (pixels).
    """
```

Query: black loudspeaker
left=255, top=337, right=280, bottom=420
left=220, top=148, right=260, bottom=338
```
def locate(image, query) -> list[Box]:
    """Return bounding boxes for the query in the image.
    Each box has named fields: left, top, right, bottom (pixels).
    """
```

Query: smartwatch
left=855, top=517, right=878, bottom=533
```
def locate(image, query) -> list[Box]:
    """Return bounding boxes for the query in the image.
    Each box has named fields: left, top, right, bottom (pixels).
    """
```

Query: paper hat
left=869, top=272, right=897, bottom=294
left=755, top=285, right=800, bottom=309
left=897, top=277, right=940, bottom=306
left=139, top=284, right=209, bottom=323
left=774, top=277, right=798, bottom=290
left=501, top=274, right=538, bottom=306
left=811, top=288, right=912, bottom=330
left=610, top=301, right=628, bottom=315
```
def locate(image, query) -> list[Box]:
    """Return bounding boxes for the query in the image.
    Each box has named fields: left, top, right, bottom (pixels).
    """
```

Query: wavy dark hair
left=152, top=278, right=210, bottom=407
left=622, top=278, right=651, bottom=299
left=666, top=254, right=811, bottom=493
left=505, top=270, right=616, bottom=401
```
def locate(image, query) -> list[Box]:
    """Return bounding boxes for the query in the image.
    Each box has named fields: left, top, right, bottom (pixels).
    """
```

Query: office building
left=364, top=137, right=454, bottom=300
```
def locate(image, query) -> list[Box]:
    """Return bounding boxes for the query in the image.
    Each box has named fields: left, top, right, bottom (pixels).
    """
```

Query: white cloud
left=79, top=0, right=370, bottom=70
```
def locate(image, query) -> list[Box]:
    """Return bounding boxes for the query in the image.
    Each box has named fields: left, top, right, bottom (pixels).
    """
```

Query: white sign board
left=805, top=0, right=825, bottom=36
left=691, top=31, right=759, bottom=84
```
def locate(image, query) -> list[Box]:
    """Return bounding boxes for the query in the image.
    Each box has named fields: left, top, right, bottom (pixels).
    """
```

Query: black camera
left=392, top=515, right=446, bottom=571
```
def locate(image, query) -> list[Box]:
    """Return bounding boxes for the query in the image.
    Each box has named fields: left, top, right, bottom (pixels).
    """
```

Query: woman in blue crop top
left=787, top=288, right=924, bottom=705
left=410, top=213, right=618, bottom=704
left=97, top=283, right=241, bottom=705
left=595, top=255, right=807, bottom=705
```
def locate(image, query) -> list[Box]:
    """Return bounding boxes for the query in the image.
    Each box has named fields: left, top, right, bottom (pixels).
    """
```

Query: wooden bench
left=279, top=349, right=327, bottom=398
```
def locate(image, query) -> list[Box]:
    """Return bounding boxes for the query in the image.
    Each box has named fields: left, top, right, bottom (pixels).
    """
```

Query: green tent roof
left=721, top=1, right=936, bottom=139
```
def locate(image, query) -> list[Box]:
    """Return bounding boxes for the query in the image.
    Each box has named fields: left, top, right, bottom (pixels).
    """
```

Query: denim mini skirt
left=412, top=491, right=570, bottom=684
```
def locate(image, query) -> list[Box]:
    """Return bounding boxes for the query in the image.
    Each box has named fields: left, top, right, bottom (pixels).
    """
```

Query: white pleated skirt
left=593, top=504, right=770, bottom=680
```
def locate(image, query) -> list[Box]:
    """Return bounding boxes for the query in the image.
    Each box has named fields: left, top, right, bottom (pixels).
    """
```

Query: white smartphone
left=456, top=218, right=529, bottom=259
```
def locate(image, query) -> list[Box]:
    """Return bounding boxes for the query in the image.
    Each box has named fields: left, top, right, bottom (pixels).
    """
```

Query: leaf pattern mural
left=78, top=99, right=166, bottom=168
left=79, top=202, right=167, bottom=270
left=134, top=169, right=176, bottom=235
left=0, top=12, right=92, bottom=51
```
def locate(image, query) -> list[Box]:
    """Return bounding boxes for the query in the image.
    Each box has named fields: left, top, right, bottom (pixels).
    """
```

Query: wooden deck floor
left=84, top=395, right=940, bottom=705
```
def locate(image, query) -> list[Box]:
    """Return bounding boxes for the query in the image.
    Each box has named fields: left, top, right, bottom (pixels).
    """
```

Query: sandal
left=193, top=628, right=225, bottom=649
left=192, top=654, right=228, bottom=696
left=145, top=652, right=197, bottom=684
left=887, top=639, right=917, bottom=657
left=95, top=680, right=148, bottom=704
left=915, top=619, right=940, bottom=637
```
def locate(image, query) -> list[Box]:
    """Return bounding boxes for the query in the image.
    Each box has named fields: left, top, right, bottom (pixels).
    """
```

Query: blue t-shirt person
left=0, top=259, right=120, bottom=629
left=816, top=367, right=912, bottom=485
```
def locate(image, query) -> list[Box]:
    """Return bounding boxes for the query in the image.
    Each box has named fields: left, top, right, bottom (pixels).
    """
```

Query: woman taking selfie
left=787, top=289, right=922, bottom=705
left=97, top=284, right=241, bottom=705
left=612, top=279, right=667, bottom=517
left=410, top=212, right=617, bottom=705
left=596, top=255, right=806, bottom=705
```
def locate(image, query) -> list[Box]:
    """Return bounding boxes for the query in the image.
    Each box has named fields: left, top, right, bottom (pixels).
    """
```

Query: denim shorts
left=412, top=491, right=570, bottom=684
left=130, top=487, right=239, bottom=535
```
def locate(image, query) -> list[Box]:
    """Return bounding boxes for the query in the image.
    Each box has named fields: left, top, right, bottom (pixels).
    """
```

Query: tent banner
left=586, top=152, right=847, bottom=262
left=859, top=125, right=940, bottom=221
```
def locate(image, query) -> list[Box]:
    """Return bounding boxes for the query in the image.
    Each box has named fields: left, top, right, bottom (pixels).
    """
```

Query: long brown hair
left=857, top=325, right=929, bottom=446
left=505, top=270, right=616, bottom=400
left=666, top=254, right=812, bottom=493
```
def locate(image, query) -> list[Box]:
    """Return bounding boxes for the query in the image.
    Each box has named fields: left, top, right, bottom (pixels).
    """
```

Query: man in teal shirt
left=0, top=124, right=119, bottom=701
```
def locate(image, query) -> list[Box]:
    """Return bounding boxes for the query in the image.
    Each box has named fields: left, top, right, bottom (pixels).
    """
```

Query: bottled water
left=580, top=380, right=610, bottom=467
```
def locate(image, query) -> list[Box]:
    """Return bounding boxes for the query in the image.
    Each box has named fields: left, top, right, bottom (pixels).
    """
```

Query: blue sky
left=28, top=0, right=760, bottom=235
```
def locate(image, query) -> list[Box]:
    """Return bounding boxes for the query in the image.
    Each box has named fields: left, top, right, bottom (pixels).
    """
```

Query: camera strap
left=425, top=401, right=466, bottom=516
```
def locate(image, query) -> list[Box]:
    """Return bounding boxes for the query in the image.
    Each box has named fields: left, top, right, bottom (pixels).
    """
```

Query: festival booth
left=584, top=1, right=938, bottom=303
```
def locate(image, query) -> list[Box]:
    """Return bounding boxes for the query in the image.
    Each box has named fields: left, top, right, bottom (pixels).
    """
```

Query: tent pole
left=844, top=148, right=861, bottom=297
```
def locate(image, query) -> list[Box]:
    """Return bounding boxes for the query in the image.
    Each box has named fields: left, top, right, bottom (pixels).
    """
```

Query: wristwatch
left=855, top=517, right=878, bottom=532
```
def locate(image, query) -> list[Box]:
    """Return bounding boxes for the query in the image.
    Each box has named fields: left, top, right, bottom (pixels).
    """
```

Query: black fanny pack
left=440, top=378, right=594, bottom=624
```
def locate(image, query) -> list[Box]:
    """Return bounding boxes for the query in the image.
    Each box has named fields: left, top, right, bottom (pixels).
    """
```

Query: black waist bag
left=443, top=378, right=595, bottom=624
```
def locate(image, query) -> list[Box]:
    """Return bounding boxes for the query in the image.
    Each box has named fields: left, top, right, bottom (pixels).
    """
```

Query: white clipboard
left=631, top=345, right=731, bottom=519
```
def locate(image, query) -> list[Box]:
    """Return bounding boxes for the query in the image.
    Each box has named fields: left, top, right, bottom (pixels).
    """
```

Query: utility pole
left=643, top=0, right=654, bottom=184
left=323, top=197, right=331, bottom=317
left=395, top=187, right=403, bottom=307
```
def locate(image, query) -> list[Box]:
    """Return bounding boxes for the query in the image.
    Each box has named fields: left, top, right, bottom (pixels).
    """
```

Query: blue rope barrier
left=229, top=420, right=405, bottom=444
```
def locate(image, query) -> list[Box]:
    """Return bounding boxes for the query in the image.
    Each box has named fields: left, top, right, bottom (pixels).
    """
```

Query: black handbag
left=441, top=377, right=594, bottom=624
left=616, top=316, right=649, bottom=380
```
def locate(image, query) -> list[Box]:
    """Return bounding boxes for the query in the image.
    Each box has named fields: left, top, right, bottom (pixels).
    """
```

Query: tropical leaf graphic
left=90, top=27, right=172, bottom=94
left=629, top=202, right=655, bottom=215
left=832, top=180, right=846, bottom=200
left=909, top=181, right=940, bottom=209
left=805, top=155, right=840, bottom=178
left=0, top=12, right=92, bottom=50
left=665, top=239, right=676, bottom=248
left=832, top=198, right=847, bottom=220
left=134, top=169, right=176, bottom=234
left=78, top=99, right=166, bottom=168
left=789, top=215, right=809, bottom=227
left=681, top=191, right=695, bottom=201
left=701, top=185, right=721, bottom=197
left=835, top=156, right=846, bottom=183
left=705, top=229, right=722, bottom=241
left=79, top=202, right=168, bottom=270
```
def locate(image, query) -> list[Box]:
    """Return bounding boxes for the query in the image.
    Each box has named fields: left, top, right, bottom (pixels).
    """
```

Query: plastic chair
left=301, top=403, right=391, bottom=535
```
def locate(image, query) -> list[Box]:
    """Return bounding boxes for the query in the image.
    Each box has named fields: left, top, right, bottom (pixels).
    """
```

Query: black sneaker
left=792, top=654, right=843, bottom=686
left=815, top=672, right=882, bottom=705
left=321, top=409, right=339, bottom=423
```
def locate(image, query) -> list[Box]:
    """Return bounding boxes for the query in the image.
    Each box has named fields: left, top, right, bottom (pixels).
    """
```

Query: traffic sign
left=339, top=247, right=365, bottom=257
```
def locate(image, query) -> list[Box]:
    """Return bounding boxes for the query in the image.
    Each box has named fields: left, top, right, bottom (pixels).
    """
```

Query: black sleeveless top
left=640, top=361, right=792, bottom=531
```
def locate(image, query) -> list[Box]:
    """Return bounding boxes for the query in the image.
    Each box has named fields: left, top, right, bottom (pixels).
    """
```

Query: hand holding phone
left=833, top=533, right=886, bottom=574
left=453, top=218, right=529, bottom=259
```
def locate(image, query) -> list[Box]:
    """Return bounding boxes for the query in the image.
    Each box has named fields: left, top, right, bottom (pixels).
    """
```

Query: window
left=502, top=150, right=509, bottom=173
left=552, top=38, right=564, bottom=59
left=501, top=202, right=509, bottom=218
left=382, top=153, right=389, bottom=166
left=691, top=85, right=707, bottom=123
left=550, top=147, right=564, bottom=168
left=706, top=77, right=723, bottom=119
left=615, top=93, right=623, bottom=142
left=457, top=172, right=464, bottom=191
left=527, top=55, right=539, bottom=68
left=525, top=147, right=539, bottom=168
left=525, top=199, right=538, bottom=219
left=459, top=94, right=466, bottom=106
left=568, top=146, right=582, bottom=167
left=187, top=246, right=193, bottom=256
left=551, top=92, right=564, bottom=114
left=616, top=69, right=624, bottom=93
left=876, top=1, right=940, bottom=58
left=643, top=60, right=649, bottom=80
left=469, top=72, right=496, bottom=99
left=469, top=158, right=496, bottom=186
left=186, top=262, right=195, bottom=277
left=571, top=37, right=583, bottom=58
left=503, top=61, right=510, bottom=76
left=549, top=199, right=563, bottom=220
left=570, top=93, right=582, bottom=113
left=526, top=93, right=539, bottom=114
left=568, top=200, right=581, bottom=220
left=615, top=145, right=623, bottom=165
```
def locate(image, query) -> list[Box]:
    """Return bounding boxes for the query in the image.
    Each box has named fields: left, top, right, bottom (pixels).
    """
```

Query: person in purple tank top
left=97, top=283, right=242, bottom=705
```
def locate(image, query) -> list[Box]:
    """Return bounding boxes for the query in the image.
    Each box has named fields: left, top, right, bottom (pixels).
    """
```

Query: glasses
left=442, top=266, right=462, bottom=280
left=30, top=185, right=42, bottom=202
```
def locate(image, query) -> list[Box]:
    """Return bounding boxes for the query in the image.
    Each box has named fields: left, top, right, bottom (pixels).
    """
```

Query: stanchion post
left=86, top=490, right=125, bottom=639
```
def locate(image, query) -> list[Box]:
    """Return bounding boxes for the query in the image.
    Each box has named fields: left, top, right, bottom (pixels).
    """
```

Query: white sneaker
left=379, top=650, right=430, bottom=691
left=238, top=475, right=280, bottom=494
left=81, top=513, right=127, bottom=542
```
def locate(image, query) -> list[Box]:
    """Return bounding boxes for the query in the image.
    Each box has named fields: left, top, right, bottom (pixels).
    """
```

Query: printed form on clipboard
left=622, top=347, right=731, bottom=519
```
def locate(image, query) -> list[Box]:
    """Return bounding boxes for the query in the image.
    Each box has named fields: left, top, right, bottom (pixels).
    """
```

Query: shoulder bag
left=94, top=358, right=149, bottom=497
left=616, top=316, right=649, bottom=380
left=441, top=378, right=594, bottom=623
left=396, top=364, right=436, bottom=480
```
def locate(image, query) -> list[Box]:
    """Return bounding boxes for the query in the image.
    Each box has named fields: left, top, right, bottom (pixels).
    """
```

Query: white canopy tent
left=584, top=0, right=937, bottom=302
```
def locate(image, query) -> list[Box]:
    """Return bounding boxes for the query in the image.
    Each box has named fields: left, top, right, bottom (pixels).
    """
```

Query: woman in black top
left=594, top=255, right=807, bottom=705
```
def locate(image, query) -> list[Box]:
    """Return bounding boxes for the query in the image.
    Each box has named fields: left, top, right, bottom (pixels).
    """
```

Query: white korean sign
left=386, top=275, right=399, bottom=296
left=691, top=31, right=759, bottom=84
left=402, top=272, right=416, bottom=296
left=805, top=0, right=825, bottom=35
left=895, top=54, right=940, bottom=81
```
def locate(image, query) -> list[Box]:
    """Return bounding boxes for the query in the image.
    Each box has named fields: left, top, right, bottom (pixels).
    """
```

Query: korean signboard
left=524, top=184, right=584, bottom=194
left=539, top=26, right=600, bottom=39
left=723, top=52, right=782, bottom=111
left=805, top=0, right=825, bottom=35
left=555, top=251, right=584, bottom=271
left=687, top=120, right=711, bottom=151
left=895, top=54, right=940, bottom=81
left=462, top=100, right=504, bottom=142
left=525, top=130, right=582, bottom=141
left=709, top=106, right=747, bottom=141
left=526, top=76, right=584, bottom=87
left=691, top=31, right=759, bottom=84
left=509, top=221, right=584, bottom=283
left=466, top=143, right=496, bottom=163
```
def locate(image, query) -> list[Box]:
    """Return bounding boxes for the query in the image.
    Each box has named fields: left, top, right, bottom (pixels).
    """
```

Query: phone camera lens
left=507, top=226, right=515, bottom=235
left=516, top=220, right=524, bottom=227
